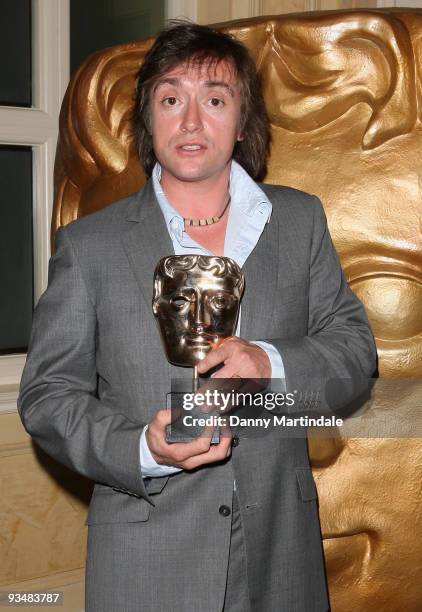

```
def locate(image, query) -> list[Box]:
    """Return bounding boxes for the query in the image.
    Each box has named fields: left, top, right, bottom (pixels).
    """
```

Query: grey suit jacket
left=18, top=180, right=376, bottom=612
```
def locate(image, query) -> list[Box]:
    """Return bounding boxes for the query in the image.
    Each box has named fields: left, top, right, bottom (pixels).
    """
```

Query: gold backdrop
left=33, top=8, right=422, bottom=611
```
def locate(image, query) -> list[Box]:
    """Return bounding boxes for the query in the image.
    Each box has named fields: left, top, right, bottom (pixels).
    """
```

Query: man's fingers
left=181, top=435, right=232, bottom=470
left=197, top=338, right=234, bottom=373
left=154, top=408, right=172, bottom=427
left=197, top=337, right=271, bottom=380
left=210, top=365, right=237, bottom=379
left=164, top=436, right=212, bottom=463
left=148, top=410, right=235, bottom=469
left=149, top=418, right=221, bottom=463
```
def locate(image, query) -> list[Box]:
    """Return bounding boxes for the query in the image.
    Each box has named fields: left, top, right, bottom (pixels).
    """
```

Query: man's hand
left=146, top=409, right=232, bottom=470
left=197, top=337, right=271, bottom=379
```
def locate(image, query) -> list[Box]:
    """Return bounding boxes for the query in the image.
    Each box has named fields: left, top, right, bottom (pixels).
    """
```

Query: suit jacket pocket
left=295, top=467, right=318, bottom=502
left=85, top=487, right=151, bottom=525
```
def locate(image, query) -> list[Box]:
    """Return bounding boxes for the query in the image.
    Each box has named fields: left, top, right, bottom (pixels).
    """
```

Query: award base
left=165, top=423, right=220, bottom=444
left=165, top=374, right=221, bottom=444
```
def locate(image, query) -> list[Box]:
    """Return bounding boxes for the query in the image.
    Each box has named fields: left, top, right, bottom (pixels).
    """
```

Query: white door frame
left=0, top=0, right=69, bottom=412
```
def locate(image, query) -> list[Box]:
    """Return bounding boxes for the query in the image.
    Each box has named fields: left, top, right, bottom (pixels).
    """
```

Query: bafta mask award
left=153, top=254, right=245, bottom=386
left=153, top=255, right=245, bottom=442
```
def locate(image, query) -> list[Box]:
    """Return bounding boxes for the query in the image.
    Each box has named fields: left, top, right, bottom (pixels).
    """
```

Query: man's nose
left=180, top=98, right=203, bottom=133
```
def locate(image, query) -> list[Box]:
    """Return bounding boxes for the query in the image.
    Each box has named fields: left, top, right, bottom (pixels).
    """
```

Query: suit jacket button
left=232, top=435, right=239, bottom=447
left=219, top=505, right=231, bottom=517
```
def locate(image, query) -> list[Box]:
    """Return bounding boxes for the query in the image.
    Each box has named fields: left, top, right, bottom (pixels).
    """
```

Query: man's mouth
left=180, top=144, right=202, bottom=151
left=176, top=143, right=207, bottom=153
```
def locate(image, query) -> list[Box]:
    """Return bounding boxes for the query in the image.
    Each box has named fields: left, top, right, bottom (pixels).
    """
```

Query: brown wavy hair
left=133, top=21, right=270, bottom=181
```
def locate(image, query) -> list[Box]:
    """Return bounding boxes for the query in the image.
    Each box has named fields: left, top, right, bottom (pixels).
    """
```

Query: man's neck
left=159, top=165, right=231, bottom=220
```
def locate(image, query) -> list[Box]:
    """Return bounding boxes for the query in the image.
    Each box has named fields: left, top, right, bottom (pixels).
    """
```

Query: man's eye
left=209, top=97, right=224, bottom=107
left=163, top=97, right=178, bottom=106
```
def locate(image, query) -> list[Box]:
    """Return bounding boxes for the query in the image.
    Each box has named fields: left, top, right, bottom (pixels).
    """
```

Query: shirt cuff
left=139, top=424, right=183, bottom=478
left=250, top=340, right=287, bottom=392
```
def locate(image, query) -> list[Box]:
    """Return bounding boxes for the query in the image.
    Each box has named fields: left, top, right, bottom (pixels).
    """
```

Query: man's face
left=149, top=59, right=243, bottom=185
left=153, top=264, right=241, bottom=366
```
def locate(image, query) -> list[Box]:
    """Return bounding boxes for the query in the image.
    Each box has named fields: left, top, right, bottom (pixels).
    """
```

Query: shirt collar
left=151, top=160, right=272, bottom=238
left=152, top=164, right=184, bottom=242
left=228, top=160, right=272, bottom=220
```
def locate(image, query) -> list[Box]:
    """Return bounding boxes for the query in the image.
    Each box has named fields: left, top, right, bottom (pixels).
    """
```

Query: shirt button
left=232, top=435, right=239, bottom=447
left=219, top=505, right=231, bottom=517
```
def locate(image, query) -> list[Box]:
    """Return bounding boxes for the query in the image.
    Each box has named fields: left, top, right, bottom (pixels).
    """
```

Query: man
left=18, top=22, right=376, bottom=612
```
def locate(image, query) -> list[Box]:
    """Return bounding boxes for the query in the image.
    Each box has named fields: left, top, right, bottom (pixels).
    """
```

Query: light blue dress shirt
left=140, top=160, right=285, bottom=476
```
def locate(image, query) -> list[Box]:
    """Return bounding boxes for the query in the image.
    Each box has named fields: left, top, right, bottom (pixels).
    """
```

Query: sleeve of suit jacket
left=266, top=194, right=377, bottom=414
left=18, top=225, right=149, bottom=501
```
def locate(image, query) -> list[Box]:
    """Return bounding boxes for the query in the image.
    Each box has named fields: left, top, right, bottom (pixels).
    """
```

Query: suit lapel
left=240, top=213, right=280, bottom=340
left=122, top=180, right=174, bottom=311
left=121, top=181, right=175, bottom=390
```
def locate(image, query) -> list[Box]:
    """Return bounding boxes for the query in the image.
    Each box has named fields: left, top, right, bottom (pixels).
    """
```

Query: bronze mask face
left=153, top=255, right=245, bottom=367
